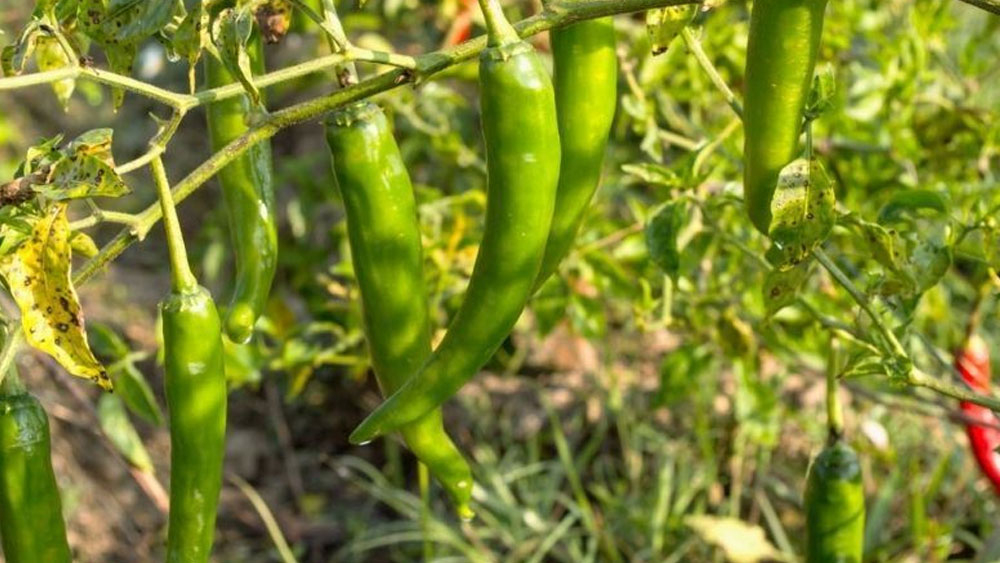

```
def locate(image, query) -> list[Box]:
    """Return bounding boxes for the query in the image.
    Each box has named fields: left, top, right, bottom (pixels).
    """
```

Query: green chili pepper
left=205, top=36, right=278, bottom=344
left=0, top=374, right=72, bottom=563
left=151, top=155, right=228, bottom=563
left=535, top=11, right=617, bottom=287
left=743, top=0, right=828, bottom=234
left=804, top=438, right=865, bottom=563
left=349, top=2, right=560, bottom=445
left=324, top=102, right=474, bottom=519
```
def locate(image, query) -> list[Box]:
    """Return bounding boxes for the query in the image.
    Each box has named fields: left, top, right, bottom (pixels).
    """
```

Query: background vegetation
left=1, top=0, right=999, bottom=561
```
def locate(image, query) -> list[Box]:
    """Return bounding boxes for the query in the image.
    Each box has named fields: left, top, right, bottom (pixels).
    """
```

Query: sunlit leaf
left=686, top=515, right=787, bottom=563
left=40, top=154, right=130, bottom=200
left=646, top=5, right=697, bottom=55
left=34, top=35, right=75, bottom=109
left=0, top=204, right=111, bottom=390
left=768, top=158, right=836, bottom=271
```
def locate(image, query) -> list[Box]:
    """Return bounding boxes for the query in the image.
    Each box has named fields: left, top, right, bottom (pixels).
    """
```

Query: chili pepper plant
left=0, top=0, right=998, bottom=560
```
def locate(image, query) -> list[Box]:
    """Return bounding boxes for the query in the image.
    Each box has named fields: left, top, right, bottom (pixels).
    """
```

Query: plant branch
left=73, top=0, right=700, bottom=287
left=957, top=0, right=1000, bottom=15
left=681, top=28, right=743, bottom=118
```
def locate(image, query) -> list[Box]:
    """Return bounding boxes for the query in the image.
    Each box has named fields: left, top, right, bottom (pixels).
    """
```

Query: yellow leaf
left=685, top=515, right=788, bottom=563
left=69, top=231, right=100, bottom=258
left=0, top=204, right=111, bottom=390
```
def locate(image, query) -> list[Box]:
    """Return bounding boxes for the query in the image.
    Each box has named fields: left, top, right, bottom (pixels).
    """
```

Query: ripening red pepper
left=957, top=335, right=1000, bottom=497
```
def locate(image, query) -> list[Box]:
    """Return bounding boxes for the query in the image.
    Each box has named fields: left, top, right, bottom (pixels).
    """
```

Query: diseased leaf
left=255, top=0, right=292, bottom=44
left=40, top=154, right=130, bottom=200
left=173, top=0, right=210, bottom=93
left=0, top=204, right=111, bottom=390
left=763, top=259, right=812, bottom=317
left=66, top=128, right=115, bottom=165
left=646, top=5, right=697, bottom=55
left=211, top=6, right=260, bottom=105
left=768, top=158, right=836, bottom=271
left=1, top=21, right=41, bottom=77
left=34, top=35, right=76, bottom=109
left=77, top=0, right=147, bottom=109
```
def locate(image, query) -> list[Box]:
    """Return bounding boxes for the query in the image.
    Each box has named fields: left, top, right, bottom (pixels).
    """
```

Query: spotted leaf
left=0, top=204, right=111, bottom=390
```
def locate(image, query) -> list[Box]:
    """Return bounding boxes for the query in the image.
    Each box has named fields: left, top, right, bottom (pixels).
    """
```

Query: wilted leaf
left=66, top=128, right=115, bottom=165
left=34, top=35, right=75, bottom=108
left=0, top=204, right=111, bottom=390
left=255, top=0, right=292, bottom=44
left=97, top=394, right=154, bottom=471
left=645, top=201, right=688, bottom=280
left=172, top=0, right=210, bottom=93
left=646, top=5, right=697, bottom=55
left=768, top=158, right=836, bottom=270
left=1, top=21, right=41, bottom=77
left=685, top=515, right=787, bottom=563
left=211, top=6, right=260, bottom=105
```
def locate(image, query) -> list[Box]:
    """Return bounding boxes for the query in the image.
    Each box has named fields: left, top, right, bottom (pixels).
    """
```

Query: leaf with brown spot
left=0, top=204, right=112, bottom=390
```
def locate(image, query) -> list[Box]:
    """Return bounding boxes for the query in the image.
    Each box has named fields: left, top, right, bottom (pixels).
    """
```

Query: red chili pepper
left=957, top=335, right=1000, bottom=496
left=443, top=0, right=477, bottom=47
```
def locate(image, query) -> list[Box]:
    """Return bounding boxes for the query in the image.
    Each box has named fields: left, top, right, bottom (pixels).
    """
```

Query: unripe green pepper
left=804, top=438, right=865, bottom=563
left=743, top=0, right=828, bottom=234
left=325, top=102, right=474, bottom=519
left=0, top=377, right=72, bottom=563
left=536, top=11, right=617, bottom=287
left=162, top=285, right=228, bottom=563
left=205, top=36, right=278, bottom=344
left=350, top=4, right=560, bottom=445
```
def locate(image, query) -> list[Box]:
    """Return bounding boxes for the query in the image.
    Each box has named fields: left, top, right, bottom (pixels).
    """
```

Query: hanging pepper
left=0, top=372, right=72, bottom=563
left=325, top=102, right=475, bottom=519
left=349, top=0, right=560, bottom=445
left=535, top=7, right=618, bottom=287
left=205, top=35, right=278, bottom=344
left=151, top=156, right=228, bottom=563
left=804, top=438, right=865, bottom=562
left=743, top=0, right=828, bottom=234
left=957, top=335, right=1000, bottom=496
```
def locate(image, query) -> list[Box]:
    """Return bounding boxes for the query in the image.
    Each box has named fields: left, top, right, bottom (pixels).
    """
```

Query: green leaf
left=877, top=189, right=949, bottom=223
left=97, top=394, right=154, bottom=472
left=805, top=64, right=836, bottom=121
left=763, top=260, right=812, bottom=317
left=111, top=362, right=165, bottom=426
left=646, top=5, right=697, bottom=55
left=767, top=158, right=836, bottom=270
left=645, top=201, right=687, bottom=280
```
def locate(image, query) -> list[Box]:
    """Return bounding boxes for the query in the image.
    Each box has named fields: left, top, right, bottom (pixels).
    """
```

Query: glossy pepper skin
left=205, top=36, right=278, bottom=344
left=162, top=286, right=228, bottom=563
left=804, top=439, right=865, bottom=563
left=956, top=335, right=1000, bottom=496
left=0, top=387, right=72, bottom=563
left=535, top=12, right=617, bottom=287
left=743, top=0, right=828, bottom=234
left=350, top=36, right=561, bottom=445
left=324, top=102, right=474, bottom=519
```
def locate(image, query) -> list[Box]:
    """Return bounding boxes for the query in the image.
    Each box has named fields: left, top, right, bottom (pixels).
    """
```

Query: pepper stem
left=478, top=0, right=520, bottom=47
left=826, top=337, right=845, bottom=443
left=0, top=366, right=25, bottom=397
left=151, top=156, right=199, bottom=293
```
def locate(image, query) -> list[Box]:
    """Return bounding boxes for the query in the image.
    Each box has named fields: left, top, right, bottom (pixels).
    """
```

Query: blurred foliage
left=0, top=0, right=999, bottom=561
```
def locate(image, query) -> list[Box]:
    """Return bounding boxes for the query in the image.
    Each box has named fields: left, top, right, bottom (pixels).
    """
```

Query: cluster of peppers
left=0, top=0, right=995, bottom=561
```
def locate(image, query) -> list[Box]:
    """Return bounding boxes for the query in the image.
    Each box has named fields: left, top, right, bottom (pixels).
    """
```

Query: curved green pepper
left=0, top=376, right=72, bottom=563
left=324, top=102, right=474, bottom=519
left=350, top=7, right=560, bottom=445
left=205, top=36, right=278, bottom=344
left=804, top=438, right=865, bottom=563
left=536, top=12, right=617, bottom=287
left=162, top=285, right=228, bottom=563
left=743, top=0, right=828, bottom=234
